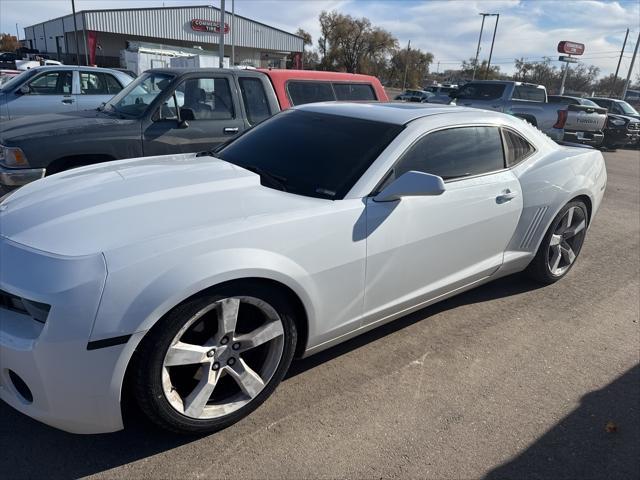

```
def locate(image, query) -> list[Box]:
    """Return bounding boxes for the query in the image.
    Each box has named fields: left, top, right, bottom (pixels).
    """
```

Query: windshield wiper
left=241, top=165, right=288, bottom=192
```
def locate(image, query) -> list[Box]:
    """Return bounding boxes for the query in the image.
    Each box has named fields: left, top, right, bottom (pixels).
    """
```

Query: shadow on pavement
left=485, top=364, right=640, bottom=480
left=0, top=274, right=553, bottom=479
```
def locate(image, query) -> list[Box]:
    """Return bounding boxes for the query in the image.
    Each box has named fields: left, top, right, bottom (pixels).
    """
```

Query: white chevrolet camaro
left=0, top=103, right=606, bottom=434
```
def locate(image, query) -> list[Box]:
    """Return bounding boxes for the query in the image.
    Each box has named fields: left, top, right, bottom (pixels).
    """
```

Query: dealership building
left=23, top=5, right=304, bottom=70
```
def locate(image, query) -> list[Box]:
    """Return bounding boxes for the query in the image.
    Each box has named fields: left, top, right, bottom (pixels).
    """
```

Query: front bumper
left=0, top=165, right=45, bottom=187
left=562, top=130, right=604, bottom=147
left=603, top=128, right=639, bottom=147
left=0, top=238, right=132, bottom=434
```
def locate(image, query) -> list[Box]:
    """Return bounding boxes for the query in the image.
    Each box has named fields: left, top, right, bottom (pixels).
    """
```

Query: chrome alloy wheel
left=161, top=297, right=285, bottom=419
left=547, top=205, right=587, bottom=276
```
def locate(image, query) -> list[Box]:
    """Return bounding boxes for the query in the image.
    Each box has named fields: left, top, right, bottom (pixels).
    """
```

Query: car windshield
left=104, top=71, right=174, bottom=117
left=616, top=101, right=639, bottom=115
left=0, top=69, right=35, bottom=92
left=456, top=83, right=505, bottom=100
left=580, top=99, right=600, bottom=107
left=217, top=109, right=404, bottom=200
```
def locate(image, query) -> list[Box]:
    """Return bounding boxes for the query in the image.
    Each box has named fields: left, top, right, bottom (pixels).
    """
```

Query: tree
left=594, top=74, right=627, bottom=96
left=0, top=34, right=18, bottom=52
left=295, top=28, right=317, bottom=69
left=460, top=58, right=502, bottom=80
left=317, top=11, right=397, bottom=73
left=387, top=47, right=434, bottom=88
left=563, top=63, right=600, bottom=94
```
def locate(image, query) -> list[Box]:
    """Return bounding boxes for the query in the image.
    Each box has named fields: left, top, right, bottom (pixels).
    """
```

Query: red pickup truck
left=0, top=68, right=389, bottom=187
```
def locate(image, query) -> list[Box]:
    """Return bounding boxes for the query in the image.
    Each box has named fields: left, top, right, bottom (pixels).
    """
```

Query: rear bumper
left=0, top=165, right=45, bottom=187
left=563, top=130, right=604, bottom=147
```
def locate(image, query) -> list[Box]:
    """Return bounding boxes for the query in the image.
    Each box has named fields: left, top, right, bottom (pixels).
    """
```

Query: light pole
left=219, top=0, right=226, bottom=68
left=471, top=14, right=488, bottom=81
left=484, top=13, right=499, bottom=79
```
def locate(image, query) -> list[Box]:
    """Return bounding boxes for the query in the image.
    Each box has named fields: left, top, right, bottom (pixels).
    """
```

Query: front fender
left=91, top=247, right=317, bottom=342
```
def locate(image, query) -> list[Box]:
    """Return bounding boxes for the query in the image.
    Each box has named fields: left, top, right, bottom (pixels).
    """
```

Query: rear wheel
left=133, top=281, right=297, bottom=434
left=526, top=201, right=588, bottom=284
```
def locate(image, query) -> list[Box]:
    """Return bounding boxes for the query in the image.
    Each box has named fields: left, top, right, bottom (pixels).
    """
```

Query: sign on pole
left=557, top=41, right=585, bottom=56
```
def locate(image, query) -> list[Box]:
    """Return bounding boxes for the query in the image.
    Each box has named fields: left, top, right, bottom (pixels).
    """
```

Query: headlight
left=0, top=145, right=29, bottom=168
left=608, top=119, right=625, bottom=127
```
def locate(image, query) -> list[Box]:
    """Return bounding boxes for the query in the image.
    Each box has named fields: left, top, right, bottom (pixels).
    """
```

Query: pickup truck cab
left=0, top=68, right=387, bottom=188
left=451, top=80, right=606, bottom=146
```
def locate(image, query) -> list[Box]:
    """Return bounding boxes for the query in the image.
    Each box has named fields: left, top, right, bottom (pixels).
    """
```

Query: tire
left=133, top=281, right=298, bottom=434
left=526, top=201, right=588, bottom=284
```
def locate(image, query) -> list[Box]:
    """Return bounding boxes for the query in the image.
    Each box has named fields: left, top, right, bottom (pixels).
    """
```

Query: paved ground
left=1, top=149, right=639, bottom=480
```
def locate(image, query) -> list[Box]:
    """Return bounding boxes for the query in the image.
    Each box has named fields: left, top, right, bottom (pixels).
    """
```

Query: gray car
left=0, top=66, right=132, bottom=120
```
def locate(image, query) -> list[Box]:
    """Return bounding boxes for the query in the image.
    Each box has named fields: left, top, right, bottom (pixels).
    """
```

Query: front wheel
left=526, top=201, right=588, bottom=284
left=133, top=282, right=297, bottom=434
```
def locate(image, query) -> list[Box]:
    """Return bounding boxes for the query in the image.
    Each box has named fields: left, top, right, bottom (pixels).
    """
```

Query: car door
left=76, top=70, right=125, bottom=111
left=5, top=69, right=75, bottom=118
left=142, top=73, right=245, bottom=156
left=361, top=125, right=523, bottom=324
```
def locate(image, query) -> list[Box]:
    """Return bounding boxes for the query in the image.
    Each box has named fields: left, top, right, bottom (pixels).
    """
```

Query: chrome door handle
left=223, top=127, right=239, bottom=134
left=62, top=98, right=74, bottom=104
left=496, top=189, right=518, bottom=203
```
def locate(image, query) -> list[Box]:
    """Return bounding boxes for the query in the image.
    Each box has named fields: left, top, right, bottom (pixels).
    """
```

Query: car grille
left=628, top=123, right=640, bottom=131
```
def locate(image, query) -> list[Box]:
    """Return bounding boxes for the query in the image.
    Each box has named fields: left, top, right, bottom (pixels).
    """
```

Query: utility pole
left=231, top=0, right=235, bottom=66
left=71, top=0, right=80, bottom=65
left=622, top=30, right=640, bottom=101
left=472, top=14, right=488, bottom=81
left=402, top=40, right=411, bottom=91
left=610, top=28, right=629, bottom=97
left=218, top=0, right=226, bottom=68
left=484, top=13, right=499, bottom=79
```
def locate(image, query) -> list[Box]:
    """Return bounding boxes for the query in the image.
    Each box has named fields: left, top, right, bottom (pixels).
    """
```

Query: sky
left=1, top=0, right=638, bottom=78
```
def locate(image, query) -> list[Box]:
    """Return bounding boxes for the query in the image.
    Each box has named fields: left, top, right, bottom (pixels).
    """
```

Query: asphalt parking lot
left=1, top=148, right=638, bottom=480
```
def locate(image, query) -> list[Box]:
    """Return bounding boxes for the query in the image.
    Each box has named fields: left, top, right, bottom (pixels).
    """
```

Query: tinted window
left=394, top=126, right=504, bottom=180
left=502, top=129, right=535, bottom=167
left=456, top=83, right=505, bottom=100
left=103, top=74, right=123, bottom=94
left=239, top=77, right=271, bottom=125
left=333, top=83, right=376, bottom=101
left=218, top=110, right=403, bottom=199
left=80, top=72, right=109, bottom=94
left=176, top=77, right=234, bottom=120
left=28, top=71, right=72, bottom=95
left=548, top=96, right=575, bottom=105
left=514, top=85, right=546, bottom=102
left=287, top=81, right=335, bottom=105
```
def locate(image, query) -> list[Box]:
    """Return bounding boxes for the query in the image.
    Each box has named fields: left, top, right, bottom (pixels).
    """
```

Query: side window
left=287, top=81, right=335, bottom=105
left=80, top=72, right=108, bottom=94
left=502, top=129, right=535, bottom=167
left=394, top=126, right=504, bottom=181
left=239, top=77, right=271, bottom=125
left=176, top=77, right=234, bottom=120
left=103, top=74, right=123, bottom=95
left=333, top=83, right=376, bottom=101
left=514, top=85, right=546, bottom=102
left=28, top=71, right=72, bottom=95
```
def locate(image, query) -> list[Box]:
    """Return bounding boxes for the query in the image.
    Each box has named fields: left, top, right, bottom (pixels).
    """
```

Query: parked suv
left=451, top=80, right=607, bottom=146
left=0, top=66, right=133, bottom=120
left=0, top=68, right=387, bottom=188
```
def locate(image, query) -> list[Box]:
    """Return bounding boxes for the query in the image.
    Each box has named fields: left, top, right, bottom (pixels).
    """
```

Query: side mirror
left=18, top=85, right=30, bottom=95
left=177, top=120, right=189, bottom=129
left=180, top=108, right=195, bottom=121
left=373, top=171, right=445, bottom=202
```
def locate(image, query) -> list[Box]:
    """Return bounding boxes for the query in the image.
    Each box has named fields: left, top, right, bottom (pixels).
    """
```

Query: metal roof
left=26, top=5, right=304, bottom=53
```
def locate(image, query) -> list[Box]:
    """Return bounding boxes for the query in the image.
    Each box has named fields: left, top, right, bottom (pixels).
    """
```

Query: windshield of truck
left=616, top=101, right=639, bottom=115
left=104, top=71, right=175, bottom=117
left=0, top=69, right=35, bottom=92
left=456, top=83, right=505, bottom=100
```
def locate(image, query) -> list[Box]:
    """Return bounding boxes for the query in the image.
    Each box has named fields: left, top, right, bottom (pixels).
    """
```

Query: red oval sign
left=191, top=19, right=229, bottom=34
left=557, top=41, right=585, bottom=55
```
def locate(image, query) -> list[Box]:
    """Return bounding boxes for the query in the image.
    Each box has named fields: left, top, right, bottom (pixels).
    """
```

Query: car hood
left=0, top=110, right=136, bottom=142
left=0, top=153, right=326, bottom=256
